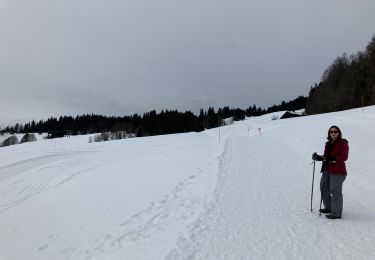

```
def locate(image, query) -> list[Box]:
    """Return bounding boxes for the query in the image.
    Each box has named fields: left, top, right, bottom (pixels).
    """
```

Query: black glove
left=312, top=152, right=320, bottom=161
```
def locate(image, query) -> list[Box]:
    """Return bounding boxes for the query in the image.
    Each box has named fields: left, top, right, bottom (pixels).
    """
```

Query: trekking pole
left=310, top=160, right=316, bottom=211
left=319, top=173, right=325, bottom=216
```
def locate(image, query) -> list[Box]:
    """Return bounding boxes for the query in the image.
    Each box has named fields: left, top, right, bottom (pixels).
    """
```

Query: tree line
left=306, top=34, right=375, bottom=114
left=1, top=96, right=307, bottom=138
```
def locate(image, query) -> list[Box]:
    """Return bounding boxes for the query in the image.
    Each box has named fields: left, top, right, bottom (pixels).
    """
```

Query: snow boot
left=326, top=214, right=341, bottom=219
left=319, top=209, right=331, bottom=214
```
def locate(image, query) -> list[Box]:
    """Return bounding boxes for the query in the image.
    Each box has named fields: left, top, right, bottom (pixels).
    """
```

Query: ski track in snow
left=86, top=173, right=202, bottom=258
left=164, top=137, right=233, bottom=260
left=0, top=151, right=113, bottom=214
left=48, top=135, right=223, bottom=260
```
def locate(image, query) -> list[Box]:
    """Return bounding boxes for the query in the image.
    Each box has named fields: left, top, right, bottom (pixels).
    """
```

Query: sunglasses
left=329, top=130, right=338, bottom=134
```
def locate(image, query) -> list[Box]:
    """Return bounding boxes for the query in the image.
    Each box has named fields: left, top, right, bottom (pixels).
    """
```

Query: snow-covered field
left=1, top=106, right=375, bottom=260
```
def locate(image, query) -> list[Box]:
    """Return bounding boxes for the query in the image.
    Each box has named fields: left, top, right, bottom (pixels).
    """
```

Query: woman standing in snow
left=312, top=126, right=349, bottom=219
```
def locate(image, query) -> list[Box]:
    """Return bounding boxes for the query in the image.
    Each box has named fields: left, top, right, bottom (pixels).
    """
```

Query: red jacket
left=322, top=139, right=349, bottom=175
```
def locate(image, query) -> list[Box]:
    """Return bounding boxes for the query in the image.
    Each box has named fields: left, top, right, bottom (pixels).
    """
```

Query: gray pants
left=320, top=172, right=346, bottom=217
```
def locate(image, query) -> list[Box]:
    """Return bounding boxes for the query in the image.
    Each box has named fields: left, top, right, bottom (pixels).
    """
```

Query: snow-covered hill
left=1, top=106, right=375, bottom=260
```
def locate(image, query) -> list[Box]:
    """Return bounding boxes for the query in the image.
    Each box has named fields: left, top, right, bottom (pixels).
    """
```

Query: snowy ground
left=1, top=106, right=375, bottom=260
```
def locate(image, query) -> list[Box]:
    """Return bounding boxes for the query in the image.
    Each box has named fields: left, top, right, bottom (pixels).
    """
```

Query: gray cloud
left=1, top=0, right=375, bottom=126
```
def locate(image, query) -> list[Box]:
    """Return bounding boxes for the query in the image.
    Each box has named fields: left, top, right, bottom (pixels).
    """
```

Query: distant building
left=280, top=111, right=305, bottom=119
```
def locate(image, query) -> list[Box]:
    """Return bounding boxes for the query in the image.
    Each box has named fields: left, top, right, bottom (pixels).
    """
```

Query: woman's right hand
left=312, top=152, right=321, bottom=161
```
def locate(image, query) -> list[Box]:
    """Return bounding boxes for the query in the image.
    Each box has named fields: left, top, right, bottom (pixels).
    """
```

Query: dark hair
left=327, top=125, right=342, bottom=141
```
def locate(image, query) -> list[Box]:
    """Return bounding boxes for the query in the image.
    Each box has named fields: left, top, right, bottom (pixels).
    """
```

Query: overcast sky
left=1, top=0, right=375, bottom=127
